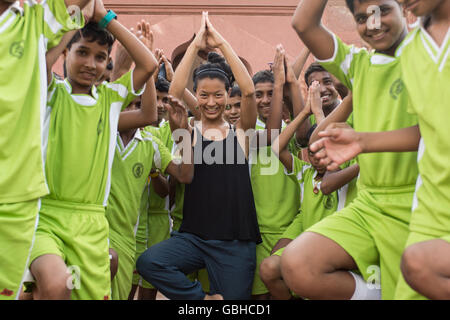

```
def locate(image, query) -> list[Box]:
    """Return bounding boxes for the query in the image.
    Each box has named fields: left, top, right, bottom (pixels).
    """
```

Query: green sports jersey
left=106, top=129, right=172, bottom=252
left=338, top=159, right=359, bottom=209
left=44, top=70, right=143, bottom=206
left=397, top=23, right=450, bottom=237
left=0, top=0, right=83, bottom=203
left=144, top=125, right=172, bottom=216
left=318, top=33, right=419, bottom=191
left=249, top=118, right=300, bottom=234
left=286, top=155, right=339, bottom=231
left=156, top=119, right=174, bottom=150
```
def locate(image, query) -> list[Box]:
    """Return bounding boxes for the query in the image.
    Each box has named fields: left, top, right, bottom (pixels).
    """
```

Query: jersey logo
left=389, top=78, right=404, bottom=100
left=0, top=288, right=14, bottom=297
left=323, top=195, right=336, bottom=210
left=10, top=40, right=25, bottom=59
left=133, top=163, right=144, bottom=178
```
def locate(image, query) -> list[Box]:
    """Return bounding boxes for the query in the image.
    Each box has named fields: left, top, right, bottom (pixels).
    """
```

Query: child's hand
left=205, top=13, right=226, bottom=49
left=310, top=123, right=362, bottom=171
left=272, top=45, right=286, bottom=85
left=166, top=95, right=189, bottom=131
left=92, top=0, right=108, bottom=23
left=300, top=86, right=312, bottom=117
left=161, top=55, right=175, bottom=82
left=136, top=20, right=153, bottom=52
left=284, top=55, right=297, bottom=84
left=81, top=0, right=95, bottom=22
left=309, top=81, right=323, bottom=116
left=272, top=44, right=286, bottom=85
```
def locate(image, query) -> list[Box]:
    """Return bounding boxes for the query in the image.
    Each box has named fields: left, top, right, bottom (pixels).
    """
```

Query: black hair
left=106, top=60, right=114, bottom=71
left=345, top=0, right=399, bottom=13
left=304, top=62, right=329, bottom=86
left=67, top=22, right=115, bottom=54
left=230, top=84, right=241, bottom=98
left=193, top=52, right=234, bottom=92
left=252, top=70, right=274, bottom=86
left=156, top=77, right=171, bottom=93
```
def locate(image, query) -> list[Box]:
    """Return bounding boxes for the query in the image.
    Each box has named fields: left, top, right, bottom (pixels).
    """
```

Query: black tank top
left=179, top=125, right=261, bottom=243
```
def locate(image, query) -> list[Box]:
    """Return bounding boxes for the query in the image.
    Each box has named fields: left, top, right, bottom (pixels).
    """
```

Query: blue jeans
left=136, top=231, right=256, bottom=300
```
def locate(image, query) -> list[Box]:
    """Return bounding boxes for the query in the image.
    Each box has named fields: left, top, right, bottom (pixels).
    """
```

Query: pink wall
left=54, top=0, right=365, bottom=81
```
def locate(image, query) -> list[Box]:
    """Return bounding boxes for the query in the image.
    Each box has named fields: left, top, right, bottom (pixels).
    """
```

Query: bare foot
left=204, top=293, right=224, bottom=300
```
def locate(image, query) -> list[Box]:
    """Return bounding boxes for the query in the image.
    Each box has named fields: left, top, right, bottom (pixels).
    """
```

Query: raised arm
left=272, top=96, right=311, bottom=172
left=205, top=14, right=257, bottom=131
left=46, top=30, right=77, bottom=85
left=320, top=163, right=359, bottom=195
left=265, top=45, right=286, bottom=144
left=291, top=0, right=335, bottom=60
left=163, top=97, right=194, bottom=184
left=160, top=54, right=201, bottom=121
left=292, top=47, right=311, bottom=79
left=93, top=0, right=157, bottom=91
left=168, top=12, right=208, bottom=100
left=118, top=21, right=158, bottom=131
left=309, top=93, right=353, bottom=144
left=310, top=124, right=421, bottom=171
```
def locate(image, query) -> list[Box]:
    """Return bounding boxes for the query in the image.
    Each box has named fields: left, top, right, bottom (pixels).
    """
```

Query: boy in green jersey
left=249, top=46, right=306, bottom=299
left=27, top=0, right=163, bottom=299
left=310, top=0, right=450, bottom=300
left=107, top=95, right=193, bottom=300
left=0, top=0, right=88, bottom=300
left=260, top=87, right=359, bottom=300
left=281, top=0, right=419, bottom=300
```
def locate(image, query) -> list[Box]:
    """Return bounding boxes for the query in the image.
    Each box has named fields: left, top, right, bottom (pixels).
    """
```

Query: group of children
left=0, top=0, right=448, bottom=300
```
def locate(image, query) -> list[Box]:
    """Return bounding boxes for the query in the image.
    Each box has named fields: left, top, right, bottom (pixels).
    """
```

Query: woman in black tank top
left=136, top=12, right=261, bottom=300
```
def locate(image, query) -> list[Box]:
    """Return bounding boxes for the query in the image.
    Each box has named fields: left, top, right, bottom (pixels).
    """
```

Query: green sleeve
left=151, top=135, right=173, bottom=174
left=111, top=70, right=146, bottom=110
left=317, top=33, right=369, bottom=92
left=281, top=210, right=304, bottom=240
left=285, top=154, right=309, bottom=183
left=31, top=0, right=85, bottom=49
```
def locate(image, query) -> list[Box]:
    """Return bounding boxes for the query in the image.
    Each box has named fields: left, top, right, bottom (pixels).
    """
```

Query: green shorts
left=307, top=188, right=413, bottom=300
left=0, top=199, right=40, bottom=300
left=252, top=232, right=283, bottom=295
left=273, top=214, right=303, bottom=257
left=30, top=198, right=111, bottom=300
left=110, top=238, right=135, bottom=300
left=394, top=231, right=450, bottom=300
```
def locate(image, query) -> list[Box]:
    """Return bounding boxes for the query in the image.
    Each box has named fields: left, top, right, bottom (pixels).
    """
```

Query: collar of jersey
left=117, top=129, right=143, bottom=156
left=418, top=16, right=450, bottom=65
left=63, top=78, right=99, bottom=105
left=256, top=117, right=287, bottom=130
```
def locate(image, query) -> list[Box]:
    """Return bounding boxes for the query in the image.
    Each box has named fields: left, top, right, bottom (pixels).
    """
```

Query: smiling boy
left=281, top=0, right=419, bottom=300
left=0, top=0, right=88, bottom=300
left=27, top=0, right=160, bottom=299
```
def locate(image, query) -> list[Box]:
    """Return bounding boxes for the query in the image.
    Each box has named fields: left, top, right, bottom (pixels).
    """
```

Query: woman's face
left=196, top=77, right=228, bottom=121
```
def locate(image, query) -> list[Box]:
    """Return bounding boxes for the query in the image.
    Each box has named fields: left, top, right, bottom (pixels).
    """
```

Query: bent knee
left=401, top=245, right=427, bottom=284
left=259, top=256, right=281, bottom=282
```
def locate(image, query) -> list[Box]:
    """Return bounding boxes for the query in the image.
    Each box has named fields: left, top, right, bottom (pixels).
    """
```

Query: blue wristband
left=98, top=10, right=117, bottom=29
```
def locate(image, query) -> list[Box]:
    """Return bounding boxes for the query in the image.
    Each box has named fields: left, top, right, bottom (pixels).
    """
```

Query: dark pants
left=136, top=231, right=256, bottom=300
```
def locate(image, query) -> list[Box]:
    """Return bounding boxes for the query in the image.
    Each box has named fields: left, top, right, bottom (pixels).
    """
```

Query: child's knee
left=259, top=255, right=281, bottom=282
left=401, top=244, right=427, bottom=284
